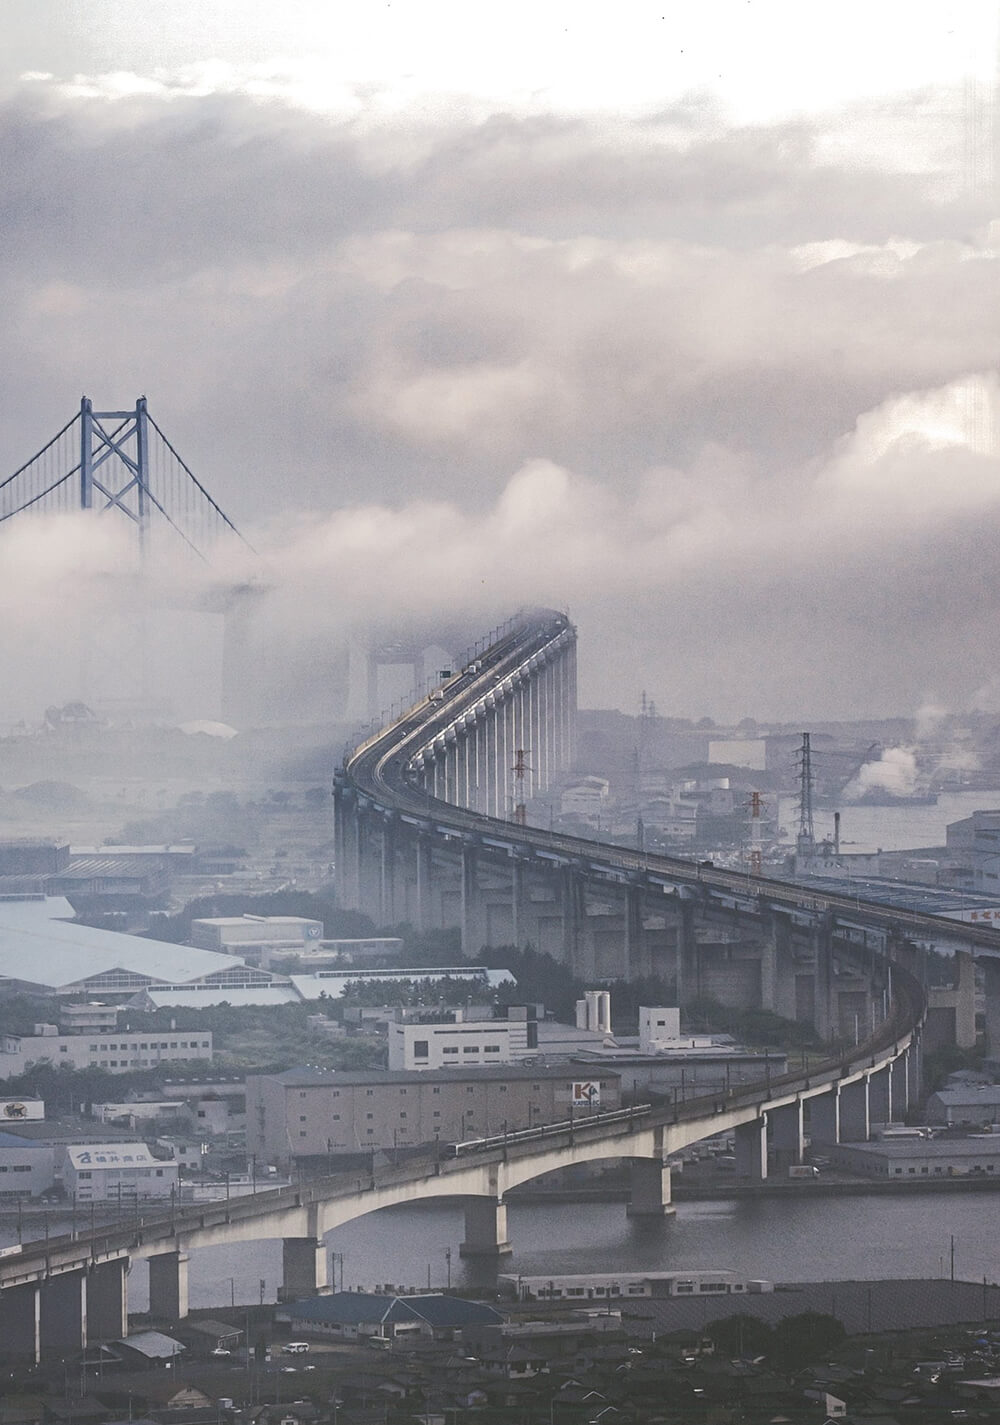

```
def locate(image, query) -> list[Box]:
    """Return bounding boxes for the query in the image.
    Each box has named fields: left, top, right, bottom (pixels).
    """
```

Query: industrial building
left=501, top=1270, right=772, bottom=1301
left=0, top=1024, right=213, bottom=1076
left=0, top=895, right=274, bottom=1000
left=246, top=1065, right=622, bottom=1165
left=190, top=914, right=324, bottom=965
left=828, top=1136, right=1000, bottom=1179
left=388, top=1016, right=533, bottom=1071
left=925, top=1085, right=1000, bottom=1127
left=61, top=1142, right=179, bottom=1201
left=0, top=1132, right=56, bottom=1199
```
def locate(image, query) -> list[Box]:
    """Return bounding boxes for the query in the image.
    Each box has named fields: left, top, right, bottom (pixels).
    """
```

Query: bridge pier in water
left=627, top=1159, right=674, bottom=1217
left=459, top=1198, right=512, bottom=1258
left=148, top=1249, right=189, bottom=1321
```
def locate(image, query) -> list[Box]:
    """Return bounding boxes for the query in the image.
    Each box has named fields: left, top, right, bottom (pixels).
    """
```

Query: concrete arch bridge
left=0, top=969, right=921, bottom=1362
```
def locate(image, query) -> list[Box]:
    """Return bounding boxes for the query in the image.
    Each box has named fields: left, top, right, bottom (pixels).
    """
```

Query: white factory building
left=502, top=1270, right=772, bottom=1302
left=388, top=1016, right=532, bottom=1071
left=61, top=1143, right=179, bottom=1201
left=0, top=1026, right=213, bottom=1076
left=0, top=896, right=273, bottom=1000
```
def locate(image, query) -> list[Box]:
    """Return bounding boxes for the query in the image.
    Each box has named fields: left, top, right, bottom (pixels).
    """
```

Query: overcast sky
left=0, top=2, right=998, bottom=724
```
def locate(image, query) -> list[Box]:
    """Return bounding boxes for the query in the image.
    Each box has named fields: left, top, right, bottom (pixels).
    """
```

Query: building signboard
left=572, top=1081, right=600, bottom=1108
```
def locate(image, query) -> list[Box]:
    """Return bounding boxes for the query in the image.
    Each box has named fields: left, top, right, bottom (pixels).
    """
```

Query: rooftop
left=282, top=1291, right=505, bottom=1328
left=0, top=897, right=256, bottom=992
left=265, top=1064, right=621, bottom=1087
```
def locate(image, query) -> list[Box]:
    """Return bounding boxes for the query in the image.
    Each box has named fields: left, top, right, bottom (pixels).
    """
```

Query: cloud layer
left=0, top=71, right=997, bottom=723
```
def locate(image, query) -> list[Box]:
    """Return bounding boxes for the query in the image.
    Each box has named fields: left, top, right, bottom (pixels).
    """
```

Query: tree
left=768, top=1312, right=846, bottom=1371
left=705, top=1313, right=774, bottom=1359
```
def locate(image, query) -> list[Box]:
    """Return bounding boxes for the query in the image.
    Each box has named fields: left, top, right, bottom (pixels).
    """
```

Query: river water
left=10, top=1190, right=992, bottom=1313
left=777, top=788, right=1000, bottom=856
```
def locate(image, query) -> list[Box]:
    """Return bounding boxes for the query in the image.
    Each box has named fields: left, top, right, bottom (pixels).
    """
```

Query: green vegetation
left=684, top=994, right=824, bottom=1051
left=146, top=890, right=377, bottom=945
left=705, top=1311, right=846, bottom=1369
left=921, top=1041, right=987, bottom=1094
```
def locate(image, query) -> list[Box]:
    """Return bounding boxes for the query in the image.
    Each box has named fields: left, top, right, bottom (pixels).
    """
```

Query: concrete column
left=501, top=693, right=512, bottom=817
left=624, top=884, right=642, bottom=981
left=485, top=698, right=499, bottom=816
left=983, top=958, right=1000, bottom=1060
left=555, top=653, right=564, bottom=780
left=562, top=867, right=583, bottom=969
left=39, top=1270, right=87, bottom=1357
left=760, top=931, right=778, bottom=1012
left=868, top=1066, right=892, bottom=1127
left=281, top=1238, right=328, bottom=1300
left=955, top=950, right=978, bottom=1050
left=460, top=1198, right=512, bottom=1257
left=735, top=1118, right=768, bottom=1182
left=678, top=900, right=699, bottom=1001
left=148, top=1250, right=189, bottom=1321
left=892, top=1048, right=911, bottom=1118
left=0, top=1282, right=40, bottom=1362
left=379, top=816, right=396, bottom=926
left=511, top=855, right=524, bottom=948
left=627, top=1159, right=674, bottom=1217
left=529, top=665, right=542, bottom=795
left=461, top=839, right=483, bottom=957
left=445, top=738, right=457, bottom=805
left=454, top=731, right=466, bottom=808
left=415, top=835, right=433, bottom=932
left=565, top=638, right=578, bottom=769
left=476, top=713, right=488, bottom=814
left=769, top=1100, right=805, bottom=1168
left=838, top=1076, right=870, bottom=1142
left=812, top=913, right=834, bottom=1041
left=87, top=1258, right=128, bottom=1342
left=807, top=1087, right=840, bottom=1146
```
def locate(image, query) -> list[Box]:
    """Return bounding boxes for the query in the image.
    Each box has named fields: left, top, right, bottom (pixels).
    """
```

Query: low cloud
left=0, top=77, right=996, bottom=724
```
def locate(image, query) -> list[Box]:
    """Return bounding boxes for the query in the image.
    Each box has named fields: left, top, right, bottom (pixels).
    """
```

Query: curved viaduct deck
left=341, top=608, right=1000, bottom=959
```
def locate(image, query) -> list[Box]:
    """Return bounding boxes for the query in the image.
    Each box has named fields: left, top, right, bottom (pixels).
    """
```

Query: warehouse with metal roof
left=0, top=896, right=272, bottom=998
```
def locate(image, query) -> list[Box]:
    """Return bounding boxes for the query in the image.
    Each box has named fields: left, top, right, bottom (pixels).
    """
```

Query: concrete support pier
left=460, top=1198, right=512, bottom=1258
left=87, top=1258, right=128, bottom=1342
left=626, top=1159, right=674, bottom=1217
left=838, top=1076, right=871, bottom=1142
left=0, top=1281, right=40, bottom=1362
left=281, top=1238, right=328, bottom=1299
left=769, top=1100, right=805, bottom=1169
left=983, top=958, right=1000, bottom=1060
left=39, top=1270, right=86, bottom=1358
left=807, top=1087, right=840, bottom=1146
left=735, top=1118, right=768, bottom=1183
left=148, top=1250, right=189, bottom=1321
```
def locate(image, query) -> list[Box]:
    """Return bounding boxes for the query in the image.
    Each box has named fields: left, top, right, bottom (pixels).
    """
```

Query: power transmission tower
left=796, top=733, right=815, bottom=854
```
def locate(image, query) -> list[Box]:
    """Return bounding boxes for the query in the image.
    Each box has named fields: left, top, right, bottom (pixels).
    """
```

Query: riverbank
left=508, top=1175, right=1000, bottom=1203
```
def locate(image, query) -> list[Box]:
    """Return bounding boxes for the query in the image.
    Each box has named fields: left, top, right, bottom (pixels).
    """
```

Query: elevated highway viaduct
left=335, top=608, right=1000, bottom=1048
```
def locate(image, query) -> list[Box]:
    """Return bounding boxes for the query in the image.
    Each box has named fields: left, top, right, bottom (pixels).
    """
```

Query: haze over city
left=0, top=1, right=998, bottom=724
